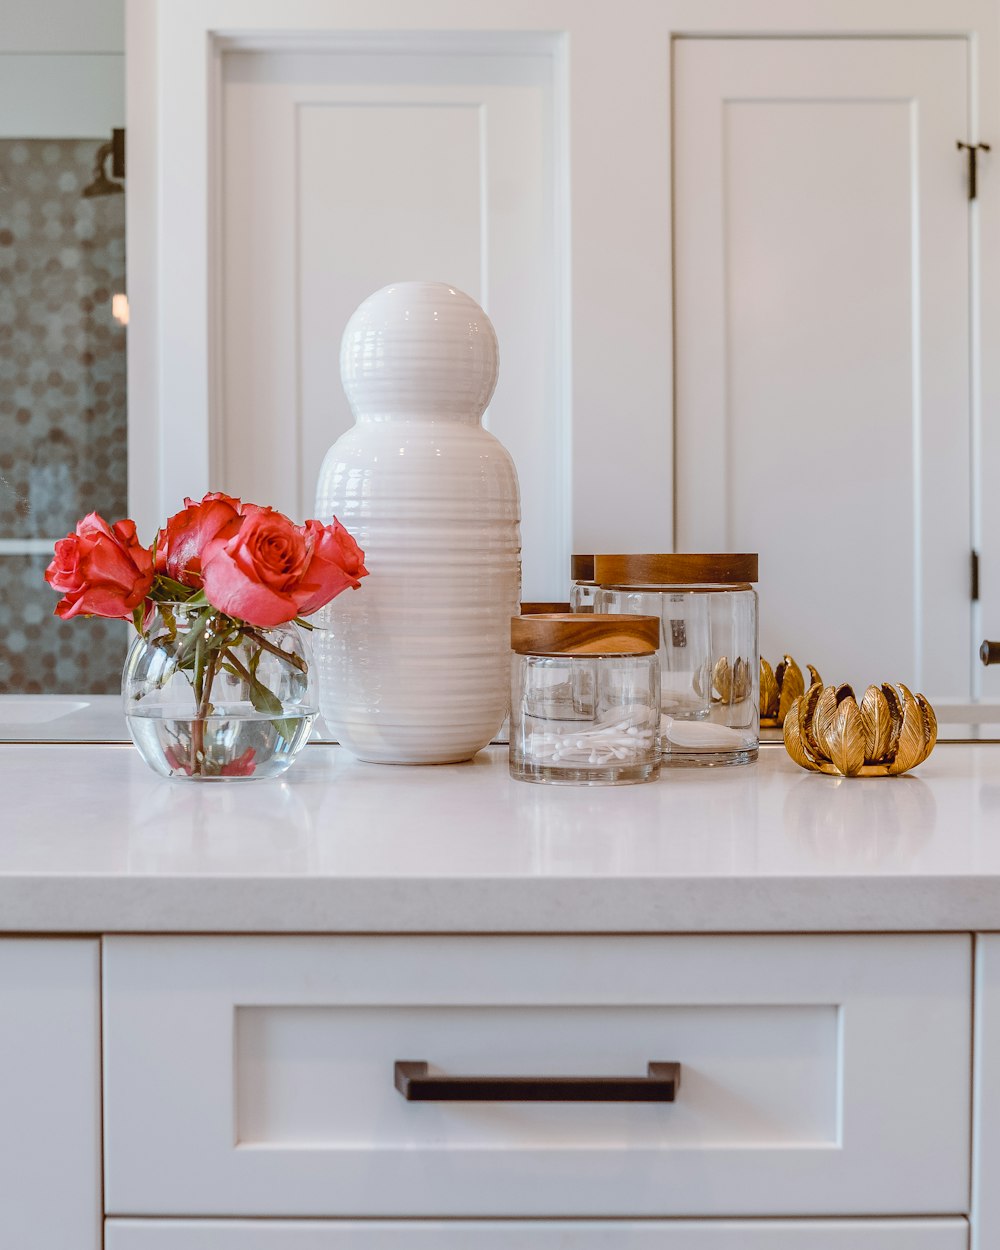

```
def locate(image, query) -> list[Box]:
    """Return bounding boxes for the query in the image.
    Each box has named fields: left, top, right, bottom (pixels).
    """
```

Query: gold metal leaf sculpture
left=812, top=683, right=843, bottom=755
left=797, top=681, right=824, bottom=759
left=828, top=696, right=865, bottom=778
left=858, top=684, right=894, bottom=763
left=712, top=656, right=752, bottom=705
left=782, top=681, right=937, bottom=777
left=760, top=655, right=822, bottom=726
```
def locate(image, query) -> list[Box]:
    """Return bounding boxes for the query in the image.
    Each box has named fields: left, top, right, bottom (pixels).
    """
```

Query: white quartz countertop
left=2, top=741, right=1000, bottom=934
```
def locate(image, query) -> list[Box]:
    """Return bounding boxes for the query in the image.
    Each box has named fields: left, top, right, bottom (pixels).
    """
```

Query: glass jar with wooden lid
left=509, top=613, right=661, bottom=785
left=570, top=554, right=598, bottom=613
left=594, top=554, right=759, bottom=767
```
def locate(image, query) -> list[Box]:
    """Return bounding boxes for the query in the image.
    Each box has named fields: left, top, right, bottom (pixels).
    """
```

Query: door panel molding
left=674, top=37, right=970, bottom=697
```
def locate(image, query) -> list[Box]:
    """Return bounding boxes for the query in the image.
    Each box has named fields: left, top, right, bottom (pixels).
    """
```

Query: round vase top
left=340, top=281, right=499, bottom=422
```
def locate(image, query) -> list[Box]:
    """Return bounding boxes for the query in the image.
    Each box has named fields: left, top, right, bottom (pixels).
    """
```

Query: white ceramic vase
left=314, top=282, right=521, bottom=764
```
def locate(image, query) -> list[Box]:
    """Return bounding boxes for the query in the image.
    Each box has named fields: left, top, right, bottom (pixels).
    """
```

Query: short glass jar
left=509, top=613, right=661, bottom=786
left=570, top=554, right=598, bottom=613
left=594, top=554, right=759, bottom=767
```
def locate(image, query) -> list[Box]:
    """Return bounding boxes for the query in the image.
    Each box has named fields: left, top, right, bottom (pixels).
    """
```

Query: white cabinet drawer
left=103, top=935, right=970, bottom=1217
left=105, top=1219, right=969, bottom=1249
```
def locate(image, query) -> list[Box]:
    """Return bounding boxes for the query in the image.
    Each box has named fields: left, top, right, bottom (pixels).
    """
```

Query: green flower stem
left=239, top=626, right=308, bottom=673
left=190, top=644, right=219, bottom=777
left=174, top=606, right=220, bottom=667
left=221, top=646, right=254, bottom=686
left=190, top=650, right=210, bottom=775
left=223, top=643, right=298, bottom=743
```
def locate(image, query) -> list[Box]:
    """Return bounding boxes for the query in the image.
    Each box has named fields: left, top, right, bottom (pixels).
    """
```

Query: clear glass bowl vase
left=122, top=603, right=318, bottom=780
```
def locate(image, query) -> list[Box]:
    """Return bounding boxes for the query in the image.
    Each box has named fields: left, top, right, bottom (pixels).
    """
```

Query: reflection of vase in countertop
left=314, top=282, right=521, bottom=764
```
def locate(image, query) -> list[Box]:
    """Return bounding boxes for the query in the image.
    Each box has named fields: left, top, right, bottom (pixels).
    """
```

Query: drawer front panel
left=106, top=1220, right=970, bottom=1249
left=103, top=935, right=970, bottom=1217
left=0, top=940, right=101, bottom=1248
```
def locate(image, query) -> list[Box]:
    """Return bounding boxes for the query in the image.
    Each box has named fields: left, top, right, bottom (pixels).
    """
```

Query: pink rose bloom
left=294, top=518, right=369, bottom=615
left=155, top=491, right=242, bottom=589
left=165, top=745, right=256, bottom=778
left=201, top=505, right=368, bottom=627
left=163, top=745, right=193, bottom=777
left=45, top=513, right=154, bottom=621
left=219, top=747, right=257, bottom=777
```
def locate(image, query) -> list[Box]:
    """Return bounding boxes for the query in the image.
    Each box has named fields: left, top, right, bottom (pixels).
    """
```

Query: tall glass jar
left=570, top=554, right=598, bottom=612
left=509, top=613, right=661, bottom=785
left=594, top=554, right=759, bottom=767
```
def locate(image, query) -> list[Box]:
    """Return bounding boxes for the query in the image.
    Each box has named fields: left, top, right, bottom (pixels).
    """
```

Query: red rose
left=219, top=747, right=257, bottom=777
left=45, top=513, right=154, bottom=621
left=155, top=491, right=242, bottom=589
left=294, top=518, right=369, bottom=615
left=165, top=745, right=257, bottom=777
left=201, top=506, right=368, bottom=627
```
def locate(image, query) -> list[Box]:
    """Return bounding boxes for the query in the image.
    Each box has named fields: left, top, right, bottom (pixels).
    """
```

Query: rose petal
left=201, top=542, right=300, bottom=626
left=294, top=518, right=369, bottom=615
left=156, top=492, right=242, bottom=588
left=45, top=511, right=154, bottom=621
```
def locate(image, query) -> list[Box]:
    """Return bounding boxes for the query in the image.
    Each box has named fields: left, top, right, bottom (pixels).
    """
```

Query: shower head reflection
left=81, top=130, right=124, bottom=198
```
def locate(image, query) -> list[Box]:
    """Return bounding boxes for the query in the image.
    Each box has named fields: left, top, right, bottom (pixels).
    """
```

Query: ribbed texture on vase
left=317, top=281, right=520, bottom=765
left=313, top=603, right=514, bottom=764
left=341, top=283, right=499, bottom=422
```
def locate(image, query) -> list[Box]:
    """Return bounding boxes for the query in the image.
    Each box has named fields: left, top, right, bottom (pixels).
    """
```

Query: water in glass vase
left=126, top=705, right=316, bottom=780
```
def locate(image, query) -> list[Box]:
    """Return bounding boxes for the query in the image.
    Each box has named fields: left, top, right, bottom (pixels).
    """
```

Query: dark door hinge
left=972, top=550, right=980, bottom=602
left=958, top=140, right=990, bottom=200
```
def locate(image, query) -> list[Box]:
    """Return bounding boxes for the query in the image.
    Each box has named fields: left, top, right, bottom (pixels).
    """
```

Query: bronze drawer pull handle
left=394, top=1060, right=681, bottom=1102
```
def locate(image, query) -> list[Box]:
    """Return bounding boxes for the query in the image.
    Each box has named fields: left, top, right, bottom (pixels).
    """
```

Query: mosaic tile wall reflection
left=0, top=138, right=128, bottom=693
left=0, top=555, right=127, bottom=693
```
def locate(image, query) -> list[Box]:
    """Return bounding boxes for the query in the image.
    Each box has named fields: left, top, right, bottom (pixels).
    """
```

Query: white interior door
left=220, top=43, right=563, bottom=599
left=674, top=38, right=971, bottom=698
left=129, top=0, right=679, bottom=597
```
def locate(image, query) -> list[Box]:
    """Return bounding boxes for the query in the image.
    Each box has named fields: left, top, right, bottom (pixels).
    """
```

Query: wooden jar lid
left=571, top=554, right=595, bottom=581
left=593, top=553, right=758, bottom=586
left=511, top=613, right=660, bottom=656
left=520, top=601, right=572, bottom=615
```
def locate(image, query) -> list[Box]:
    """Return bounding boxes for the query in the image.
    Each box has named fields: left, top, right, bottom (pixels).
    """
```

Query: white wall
left=0, top=0, right=124, bottom=134
left=0, top=0, right=123, bottom=51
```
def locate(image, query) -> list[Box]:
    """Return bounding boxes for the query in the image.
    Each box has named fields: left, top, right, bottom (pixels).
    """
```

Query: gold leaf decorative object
left=782, top=704, right=816, bottom=771
left=916, top=693, right=938, bottom=763
left=811, top=684, right=842, bottom=758
left=886, top=684, right=927, bottom=775
left=761, top=655, right=821, bottom=726
left=882, top=683, right=904, bottom=751
left=828, top=697, right=865, bottom=778
left=713, top=656, right=752, bottom=705
left=782, top=680, right=938, bottom=778
left=798, top=682, right=824, bottom=758
left=760, top=659, right=779, bottom=720
left=776, top=657, right=805, bottom=722
left=859, top=685, right=894, bottom=764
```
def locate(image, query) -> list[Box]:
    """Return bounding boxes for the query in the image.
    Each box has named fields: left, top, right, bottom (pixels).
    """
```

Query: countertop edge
left=3, top=874, right=1000, bottom=934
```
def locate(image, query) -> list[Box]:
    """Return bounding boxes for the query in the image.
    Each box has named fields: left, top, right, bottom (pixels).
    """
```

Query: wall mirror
left=3, top=0, right=1000, bottom=745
